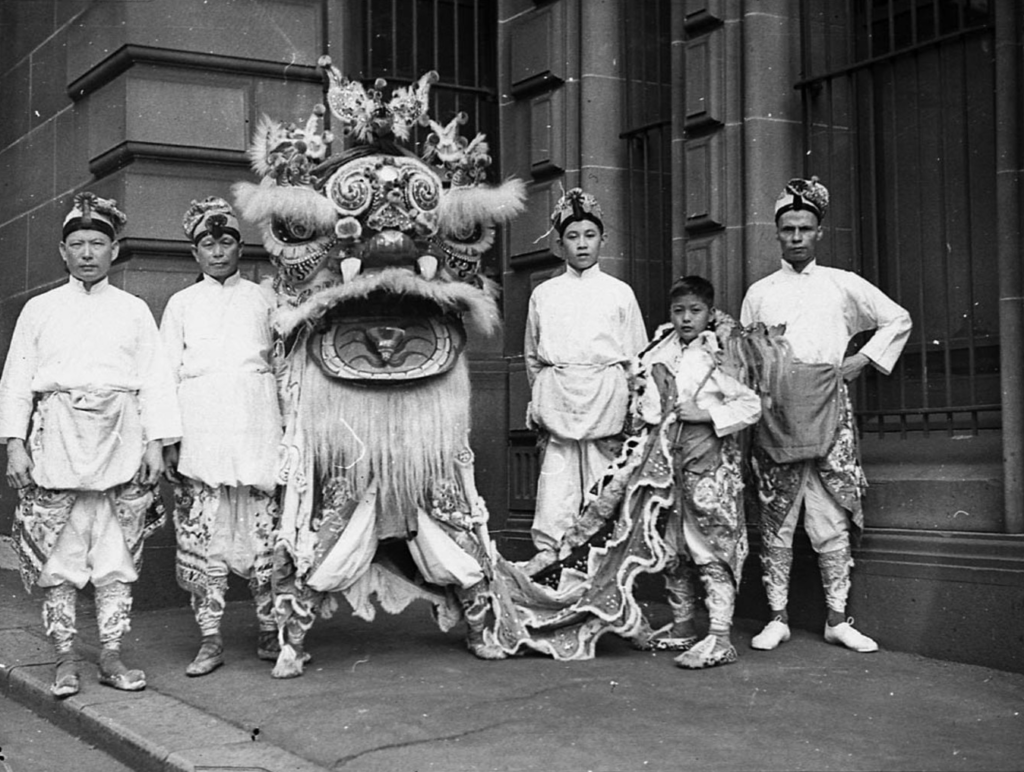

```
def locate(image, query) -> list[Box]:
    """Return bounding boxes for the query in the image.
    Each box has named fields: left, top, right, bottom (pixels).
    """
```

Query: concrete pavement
left=2, top=564, right=1023, bottom=772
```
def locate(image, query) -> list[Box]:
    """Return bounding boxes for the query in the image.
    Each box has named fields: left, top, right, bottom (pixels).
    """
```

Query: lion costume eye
left=450, top=222, right=485, bottom=246
left=261, top=216, right=338, bottom=283
left=271, top=216, right=319, bottom=244
left=264, top=216, right=335, bottom=260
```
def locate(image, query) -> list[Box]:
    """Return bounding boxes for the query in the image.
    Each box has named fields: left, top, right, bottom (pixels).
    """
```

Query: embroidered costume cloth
left=524, top=265, right=647, bottom=549
left=0, top=277, right=180, bottom=589
left=740, top=259, right=911, bottom=539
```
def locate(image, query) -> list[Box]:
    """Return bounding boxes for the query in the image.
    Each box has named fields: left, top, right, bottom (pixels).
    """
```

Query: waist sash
left=665, top=422, right=721, bottom=475
left=756, top=362, right=842, bottom=464
left=29, top=388, right=143, bottom=490
left=532, top=362, right=629, bottom=440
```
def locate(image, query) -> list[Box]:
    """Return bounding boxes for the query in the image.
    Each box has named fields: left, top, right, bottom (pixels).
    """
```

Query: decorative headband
left=550, top=188, right=603, bottom=235
left=183, top=197, right=241, bottom=244
left=62, top=192, right=127, bottom=240
left=774, top=176, right=829, bottom=222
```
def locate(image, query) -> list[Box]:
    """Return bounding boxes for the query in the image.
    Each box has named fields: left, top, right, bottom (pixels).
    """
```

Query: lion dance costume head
left=233, top=60, right=525, bottom=676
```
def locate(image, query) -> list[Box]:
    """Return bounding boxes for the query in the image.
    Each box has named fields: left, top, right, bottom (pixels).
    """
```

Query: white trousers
left=37, top=491, right=137, bottom=590
left=206, top=484, right=261, bottom=579
left=769, top=462, right=850, bottom=553
left=531, top=436, right=611, bottom=551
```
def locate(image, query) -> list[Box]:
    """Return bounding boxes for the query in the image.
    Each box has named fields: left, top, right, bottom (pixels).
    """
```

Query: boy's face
left=60, top=229, right=118, bottom=287
left=776, top=209, right=822, bottom=271
left=670, top=293, right=711, bottom=345
left=193, top=234, right=242, bottom=282
left=558, top=218, right=605, bottom=273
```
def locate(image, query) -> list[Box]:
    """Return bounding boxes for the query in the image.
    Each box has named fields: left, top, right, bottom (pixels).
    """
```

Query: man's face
left=670, top=293, right=712, bottom=345
left=776, top=209, right=822, bottom=270
left=558, top=218, right=604, bottom=273
left=193, top=234, right=242, bottom=282
left=59, top=229, right=118, bottom=286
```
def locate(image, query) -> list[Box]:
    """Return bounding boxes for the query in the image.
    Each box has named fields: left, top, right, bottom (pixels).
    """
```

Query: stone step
left=861, top=433, right=1004, bottom=531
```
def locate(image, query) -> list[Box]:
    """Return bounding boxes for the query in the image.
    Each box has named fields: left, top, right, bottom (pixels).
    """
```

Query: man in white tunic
left=160, top=197, right=283, bottom=676
left=524, top=189, right=648, bottom=553
left=0, top=193, right=181, bottom=697
left=740, top=178, right=912, bottom=653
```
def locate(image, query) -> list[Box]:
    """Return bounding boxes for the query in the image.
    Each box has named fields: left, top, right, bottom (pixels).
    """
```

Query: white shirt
left=524, top=265, right=648, bottom=439
left=160, top=273, right=282, bottom=489
left=637, top=330, right=762, bottom=437
left=740, top=260, right=911, bottom=373
left=0, top=277, right=180, bottom=443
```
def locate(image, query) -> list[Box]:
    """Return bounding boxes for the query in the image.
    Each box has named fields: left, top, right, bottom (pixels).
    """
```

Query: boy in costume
left=524, top=189, right=648, bottom=553
left=160, top=197, right=283, bottom=676
left=0, top=193, right=180, bottom=696
left=633, top=276, right=761, bottom=668
left=741, top=177, right=911, bottom=653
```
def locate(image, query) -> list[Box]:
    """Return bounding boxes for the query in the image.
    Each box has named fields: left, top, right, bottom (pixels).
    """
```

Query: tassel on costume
left=271, top=594, right=315, bottom=679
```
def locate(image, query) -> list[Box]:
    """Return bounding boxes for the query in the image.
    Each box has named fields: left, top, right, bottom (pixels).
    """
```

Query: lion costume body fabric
left=234, top=61, right=680, bottom=676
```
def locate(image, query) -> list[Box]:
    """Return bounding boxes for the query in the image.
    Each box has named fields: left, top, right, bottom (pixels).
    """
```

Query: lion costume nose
left=366, top=326, right=406, bottom=363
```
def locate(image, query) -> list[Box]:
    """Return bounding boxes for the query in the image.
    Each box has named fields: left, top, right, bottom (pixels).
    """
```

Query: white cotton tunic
left=524, top=265, right=648, bottom=440
left=636, top=330, right=762, bottom=436
left=740, top=260, right=911, bottom=373
left=0, top=277, right=181, bottom=490
left=160, top=273, right=282, bottom=491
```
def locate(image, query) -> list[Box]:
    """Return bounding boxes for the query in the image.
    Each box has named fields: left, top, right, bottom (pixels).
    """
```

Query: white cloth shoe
left=751, top=619, right=791, bottom=650
left=824, top=619, right=879, bottom=652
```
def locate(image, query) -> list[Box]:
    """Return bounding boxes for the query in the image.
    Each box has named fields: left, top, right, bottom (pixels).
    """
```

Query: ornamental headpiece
left=423, top=112, right=492, bottom=188
left=423, top=112, right=524, bottom=283
left=550, top=187, right=604, bottom=235
left=248, top=106, right=333, bottom=187
left=319, top=56, right=438, bottom=143
left=62, top=192, right=127, bottom=241
left=774, top=176, right=829, bottom=223
left=182, top=197, right=241, bottom=244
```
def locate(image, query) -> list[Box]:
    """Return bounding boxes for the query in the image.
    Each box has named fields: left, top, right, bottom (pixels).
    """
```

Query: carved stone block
left=509, top=5, right=565, bottom=97
left=685, top=33, right=724, bottom=131
left=685, top=134, right=723, bottom=230
left=530, top=91, right=565, bottom=178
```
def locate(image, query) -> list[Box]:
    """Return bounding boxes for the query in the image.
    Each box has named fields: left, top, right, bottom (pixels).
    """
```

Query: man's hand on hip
left=841, top=352, right=871, bottom=382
